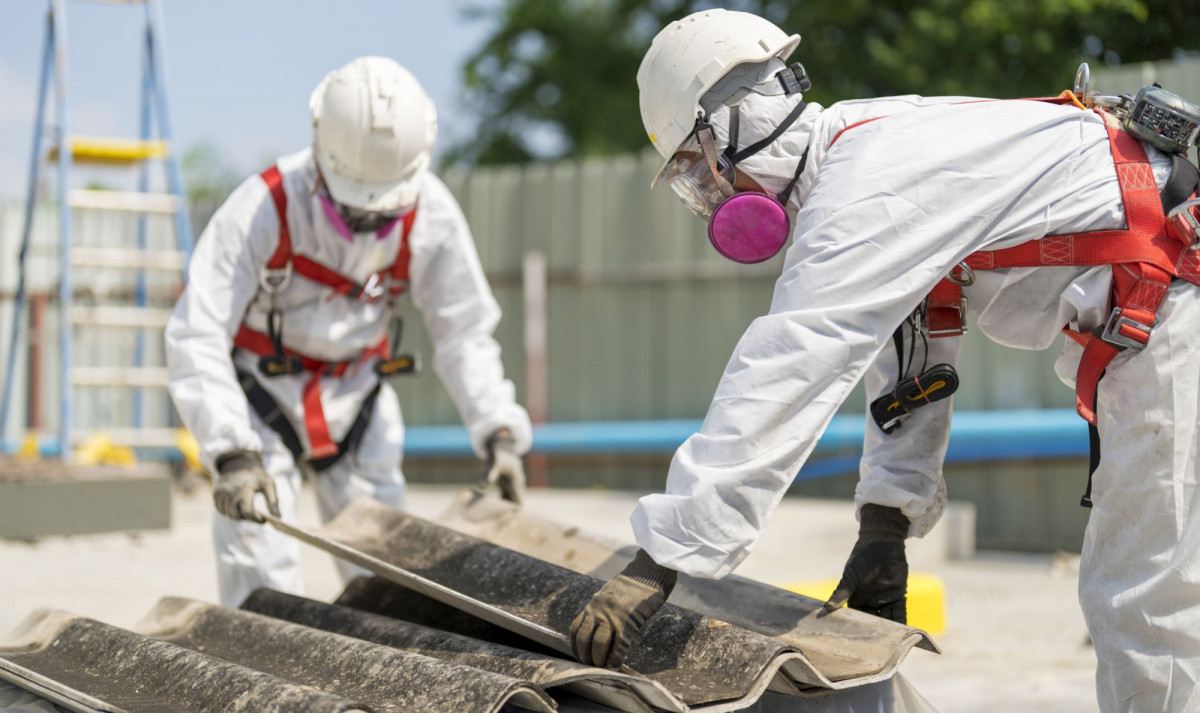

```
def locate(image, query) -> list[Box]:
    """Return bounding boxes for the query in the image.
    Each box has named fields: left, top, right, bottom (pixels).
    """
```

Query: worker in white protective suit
left=166, top=57, right=532, bottom=608
left=568, top=10, right=1200, bottom=712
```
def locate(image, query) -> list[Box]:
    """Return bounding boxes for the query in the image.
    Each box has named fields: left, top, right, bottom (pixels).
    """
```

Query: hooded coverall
left=166, top=148, right=532, bottom=607
left=632, top=93, right=1197, bottom=712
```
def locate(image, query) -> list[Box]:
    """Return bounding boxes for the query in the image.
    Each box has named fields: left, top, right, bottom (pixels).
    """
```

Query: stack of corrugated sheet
left=0, top=491, right=938, bottom=712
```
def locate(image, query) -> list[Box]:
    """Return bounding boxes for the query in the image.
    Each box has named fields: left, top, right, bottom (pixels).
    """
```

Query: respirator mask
left=654, top=100, right=810, bottom=263
left=316, top=178, right=410, bottom=239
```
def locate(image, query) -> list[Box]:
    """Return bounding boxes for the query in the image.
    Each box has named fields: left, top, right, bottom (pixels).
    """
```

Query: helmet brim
left=320, top=163, right=424, bottom=213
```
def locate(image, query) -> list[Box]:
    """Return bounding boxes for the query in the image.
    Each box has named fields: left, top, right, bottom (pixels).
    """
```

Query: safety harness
left=235, top=165, right=418, bottom=469
left=923, top=94, right=1200, bottom=422
left=843, top=93, right=1200, bottom=504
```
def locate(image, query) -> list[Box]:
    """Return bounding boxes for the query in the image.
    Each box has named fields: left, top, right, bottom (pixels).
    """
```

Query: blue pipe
left=400, top=408, right=1088, bottom=458
left=7, top=409, right=1091, bottom=477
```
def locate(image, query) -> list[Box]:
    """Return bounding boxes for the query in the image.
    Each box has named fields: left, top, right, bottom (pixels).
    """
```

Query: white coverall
left=166, top=148, right=532, bottom=607
left=632, top=93, right=1197, bottom=712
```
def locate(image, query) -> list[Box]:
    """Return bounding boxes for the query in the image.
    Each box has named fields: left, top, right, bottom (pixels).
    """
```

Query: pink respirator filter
left=707, top=192, right=790, bottom=264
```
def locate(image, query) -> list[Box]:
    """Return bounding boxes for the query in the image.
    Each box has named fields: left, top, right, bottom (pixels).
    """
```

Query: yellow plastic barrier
left=73, top=433, right=137, bottom=467
left=16, top=433, right=40, bottom=461
left=782, top=572, right=946, bottom=635
left=175, top=428, right=207, bottom=475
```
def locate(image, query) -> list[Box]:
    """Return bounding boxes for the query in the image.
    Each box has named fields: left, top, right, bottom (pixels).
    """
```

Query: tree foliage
left=454, top=0, right=1199, bottom=165
left=181, top=141, right=242, bottom=205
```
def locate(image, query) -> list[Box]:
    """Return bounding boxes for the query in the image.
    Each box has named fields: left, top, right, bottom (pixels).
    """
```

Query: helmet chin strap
left=722, top=99, right=808, bottom=164
left=718, top=99, right=810, bottom=204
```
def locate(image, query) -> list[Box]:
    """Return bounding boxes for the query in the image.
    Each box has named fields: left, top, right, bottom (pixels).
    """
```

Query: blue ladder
left=0, top=0, right=194, bottom=462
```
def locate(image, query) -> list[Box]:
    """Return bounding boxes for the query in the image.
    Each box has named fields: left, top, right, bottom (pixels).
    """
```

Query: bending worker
left=166, top=57, right=531, bottom=607
left=569, top=10, right=1200, bottom=712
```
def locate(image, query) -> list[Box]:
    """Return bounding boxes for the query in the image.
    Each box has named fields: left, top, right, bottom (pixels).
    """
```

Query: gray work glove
left=570, top=549, right=677, bottom=669
left=483, top=430, right=526, bottom=505
left=823, top=504, right=910, bottom=623
left=213, top=450, right=280, bottom=524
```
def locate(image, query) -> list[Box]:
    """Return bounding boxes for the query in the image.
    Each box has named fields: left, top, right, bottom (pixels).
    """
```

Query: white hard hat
left=637, top=10, right=802, bottom=162
left=310, top=57, right=437, bottom=212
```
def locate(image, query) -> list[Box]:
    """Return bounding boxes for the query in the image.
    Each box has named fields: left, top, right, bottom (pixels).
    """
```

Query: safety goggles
left=651, top=121, right=736, bottom=218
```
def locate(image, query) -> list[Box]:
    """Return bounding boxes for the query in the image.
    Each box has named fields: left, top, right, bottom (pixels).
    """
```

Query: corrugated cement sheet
left=281, top=496, right=936, bottom=712
left=0, top=493, right=940, bottom=712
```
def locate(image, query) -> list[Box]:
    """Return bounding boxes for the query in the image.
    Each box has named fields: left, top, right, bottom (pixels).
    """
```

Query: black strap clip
left=374, top=354, right=418, bottom=377
left=258, top=308, right=304, bottom=377
left=374, top=315, right=420, bottom=378
left=870, top=363, right=960, bottom=434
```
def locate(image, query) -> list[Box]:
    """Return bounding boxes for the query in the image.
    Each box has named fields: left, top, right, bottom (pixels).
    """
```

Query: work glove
left=570, top=549, right=677, bottom=669
left=213, top=450, right=280, bottom=524
left=483, top=430, right=526, bottom=505
left=823, top=504, right=910, bottom=623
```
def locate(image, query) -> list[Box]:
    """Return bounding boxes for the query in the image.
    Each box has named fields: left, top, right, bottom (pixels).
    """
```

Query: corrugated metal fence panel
left=0, top=203, right=179, bottom=443
left=392, top=150, right=790, bottom=426
left=394, top=149, right=1074, bottom=427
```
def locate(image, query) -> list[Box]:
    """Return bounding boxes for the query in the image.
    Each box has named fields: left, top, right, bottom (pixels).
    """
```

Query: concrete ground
left=0, top=484, right=1097, bottom=713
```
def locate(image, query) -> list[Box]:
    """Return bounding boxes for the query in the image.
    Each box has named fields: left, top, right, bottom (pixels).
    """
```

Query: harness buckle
left=258, top=353, right=305, bottom=377
left=260, top=262, right=293, bottom=294
left=1098, top=307, right=1153, bottom=351
left=925, top=298, right=969, bottom=337
left=1168, top=197, right=1200, bottom=249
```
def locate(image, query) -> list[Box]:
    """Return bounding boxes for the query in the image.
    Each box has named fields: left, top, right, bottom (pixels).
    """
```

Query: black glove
left=823, top=504, right=909, bottom=623
left=483, top=430, right=526, bottom=505
left=569, top=549, right=677, bottom=669
left=213, top=450, right=280, bottom=524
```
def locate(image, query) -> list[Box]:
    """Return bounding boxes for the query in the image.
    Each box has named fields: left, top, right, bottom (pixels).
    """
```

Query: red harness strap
left=234, top=325, right=389, bottom=458
left=827, top=95, right=1200, bottom=425
left=250, top=165, right=414, bottom=458
left=259, top=166, right=415, bottom=300
left=922, top=111, right=1197, bottom=424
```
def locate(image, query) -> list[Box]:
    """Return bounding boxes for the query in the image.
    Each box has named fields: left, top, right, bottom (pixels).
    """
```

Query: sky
left=0, top=0, right=499, bottom=199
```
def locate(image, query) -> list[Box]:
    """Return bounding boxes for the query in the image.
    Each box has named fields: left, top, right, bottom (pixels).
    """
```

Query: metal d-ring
left=947, top=261, right=975, bottom=287
left=1074, top=63, right=1091, bottom=100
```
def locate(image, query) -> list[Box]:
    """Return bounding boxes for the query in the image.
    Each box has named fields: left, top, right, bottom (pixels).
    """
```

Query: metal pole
left=522, top=251, right=549, bottom=488
left=51, top=0, right=74, bottom=461
left=131, top=14, right=153, bottom=429
left=146, top=0, right=193, bottom=254
left=0, top=9, right=55, bottom=451
left=29, top=294, right=47, bottom=433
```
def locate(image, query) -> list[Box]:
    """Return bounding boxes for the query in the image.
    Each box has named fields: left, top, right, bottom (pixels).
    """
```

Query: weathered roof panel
left=136, top=597, right=555, bottom=713
left=438, top=490, right=938, bottom=686
left=243, top=588, right=681, bottom=713
left=0, top=489, right=940, bottom=712
left=0, top=610, right=369, bottom=713
left=300, top=496, right=929, bottom=712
